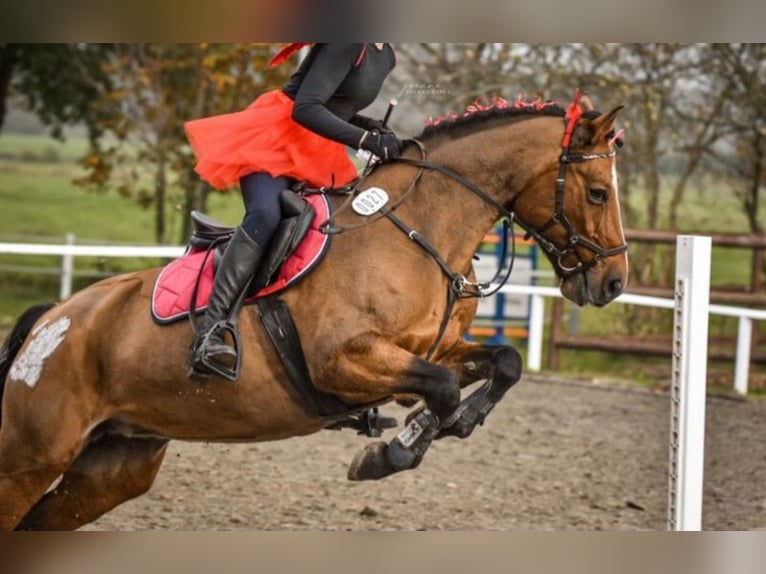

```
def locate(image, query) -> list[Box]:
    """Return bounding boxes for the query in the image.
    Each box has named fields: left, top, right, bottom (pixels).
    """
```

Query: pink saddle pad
left=151, top=194, right=330, bottom=324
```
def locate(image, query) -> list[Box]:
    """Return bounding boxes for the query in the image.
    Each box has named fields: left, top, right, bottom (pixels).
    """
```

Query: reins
left=311, top=98, right=627, bottom=359
left=313, top=142, right=428, bottom=235
left=392, top=154, right=518, bottom=299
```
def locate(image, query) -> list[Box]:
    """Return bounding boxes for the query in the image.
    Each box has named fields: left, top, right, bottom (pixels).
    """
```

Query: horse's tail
left=0, top=303, right=56, bottom=425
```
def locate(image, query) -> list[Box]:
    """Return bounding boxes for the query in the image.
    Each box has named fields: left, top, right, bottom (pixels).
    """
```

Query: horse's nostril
left=607, top=277, right=623, bottom=298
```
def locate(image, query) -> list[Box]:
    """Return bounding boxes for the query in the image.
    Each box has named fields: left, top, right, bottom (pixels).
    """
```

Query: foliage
left=1, top=43, right=292, bottom=244
left=707, top=43, right=766, bottom=235
left=72, top=44, right=292, bottom=244
left=392, top=44, right=765, bottom=336
left=0, top=44, right=115, bottom=139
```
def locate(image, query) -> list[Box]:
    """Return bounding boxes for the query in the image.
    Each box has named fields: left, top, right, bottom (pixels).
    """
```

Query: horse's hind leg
left=0, top=391, right=96, bottom=530
left=16, top=434, right=168, bottom=530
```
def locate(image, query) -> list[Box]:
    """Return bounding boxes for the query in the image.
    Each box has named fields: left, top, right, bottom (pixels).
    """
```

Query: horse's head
left=396, top=94, right=629, bottom=308
left=513, top=99, right=629, bottom=307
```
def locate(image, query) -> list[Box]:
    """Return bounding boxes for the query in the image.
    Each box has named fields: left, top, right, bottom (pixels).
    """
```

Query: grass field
left=0, top=132, right=763, bottom=390
left=0, top=133, right=245, bottom=323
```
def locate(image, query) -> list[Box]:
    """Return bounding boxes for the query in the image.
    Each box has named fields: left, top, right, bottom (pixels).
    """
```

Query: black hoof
left=347, top=442, right=398, bottom=481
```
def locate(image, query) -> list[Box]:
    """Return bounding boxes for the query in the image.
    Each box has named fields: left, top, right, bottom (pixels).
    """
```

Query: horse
left=0, top=93, right=628, bottom=530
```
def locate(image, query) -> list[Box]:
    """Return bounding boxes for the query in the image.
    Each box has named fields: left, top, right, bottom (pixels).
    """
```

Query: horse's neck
left=401, top=119, right=559, bottom=268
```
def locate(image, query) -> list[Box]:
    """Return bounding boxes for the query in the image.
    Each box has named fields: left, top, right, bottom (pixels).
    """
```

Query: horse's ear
left=580, top=94, right=595, bottom=112
left=571, top=105, right=624, bottom=149
left=591, top=105, right=624, bottom=144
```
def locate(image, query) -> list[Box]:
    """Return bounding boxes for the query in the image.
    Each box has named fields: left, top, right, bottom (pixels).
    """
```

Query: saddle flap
left=250, top=190, right=316, bottom=294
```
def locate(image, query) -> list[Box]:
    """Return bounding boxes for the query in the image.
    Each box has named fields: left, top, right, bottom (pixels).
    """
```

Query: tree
left=71, top=43, right=291, bottom=244
left=0, top=44, right=114, bottom=138
left=2, top=43, right=293, bottom=244
left=709, top=43, right=766, bottom=235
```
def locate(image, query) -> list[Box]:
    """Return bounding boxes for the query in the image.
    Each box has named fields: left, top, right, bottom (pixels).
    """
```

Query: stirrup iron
left=190, top=320, right=243, bottom=382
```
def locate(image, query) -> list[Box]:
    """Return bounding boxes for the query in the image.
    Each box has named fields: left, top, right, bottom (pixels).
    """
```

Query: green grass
left=0, top=132, right=89, bottom=163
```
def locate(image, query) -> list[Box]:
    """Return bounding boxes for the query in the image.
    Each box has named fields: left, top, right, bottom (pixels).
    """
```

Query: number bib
left=352, top=187, right=390, bottom=216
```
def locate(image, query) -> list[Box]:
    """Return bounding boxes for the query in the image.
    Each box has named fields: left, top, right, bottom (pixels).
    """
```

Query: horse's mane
left=412, top=96, right=567, bottom=144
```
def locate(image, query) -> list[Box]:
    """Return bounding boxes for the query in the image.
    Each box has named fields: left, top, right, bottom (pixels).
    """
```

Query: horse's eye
left=588, top=188, right=608, bottom=204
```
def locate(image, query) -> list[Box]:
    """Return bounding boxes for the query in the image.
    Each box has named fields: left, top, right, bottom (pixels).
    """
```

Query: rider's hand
left=360, top=130, right=404, bottom=162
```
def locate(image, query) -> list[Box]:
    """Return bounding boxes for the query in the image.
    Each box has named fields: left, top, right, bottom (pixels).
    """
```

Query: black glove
left=351, top=114, right=395, bottom=136
left=361, top=130, right=403, bottom=162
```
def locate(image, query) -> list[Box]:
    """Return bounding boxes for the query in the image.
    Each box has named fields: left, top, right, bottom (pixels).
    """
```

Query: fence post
left=734, top=317, right=753, bottom=395
left=60, top=232, right=75, bottom=301
left=526, top=294, right=544, bottom=372
left=668, top=235, right=711, bottom=531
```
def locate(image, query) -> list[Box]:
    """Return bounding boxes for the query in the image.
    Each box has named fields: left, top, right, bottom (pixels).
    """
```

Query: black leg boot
left=189, top=226, right=265, bottom=380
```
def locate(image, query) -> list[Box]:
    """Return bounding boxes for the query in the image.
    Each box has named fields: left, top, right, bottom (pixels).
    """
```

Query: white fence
left=499, top=284, right=766, bottom=395
left=1, top=239, right=765, bottom=393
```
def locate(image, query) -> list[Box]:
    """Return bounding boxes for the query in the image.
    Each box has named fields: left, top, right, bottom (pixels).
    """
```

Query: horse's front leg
left=434, top=341, right=522, bottom=439
left=318, top=334, right=461, bottom=481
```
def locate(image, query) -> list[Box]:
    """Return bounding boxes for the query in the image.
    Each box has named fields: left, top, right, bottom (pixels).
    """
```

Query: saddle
left=151, top=190, right=331, bottom=324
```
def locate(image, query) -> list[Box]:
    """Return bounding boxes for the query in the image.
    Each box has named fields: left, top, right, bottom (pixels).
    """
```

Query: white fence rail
left=0, top=238, right=185, bottom=300
left=1, top=240, right=764, bottom=393
left=500, top=285, right=766, bottom=395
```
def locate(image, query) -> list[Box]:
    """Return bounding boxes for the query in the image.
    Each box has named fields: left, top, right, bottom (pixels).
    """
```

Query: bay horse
left=0, top=93, right=628, bottom=530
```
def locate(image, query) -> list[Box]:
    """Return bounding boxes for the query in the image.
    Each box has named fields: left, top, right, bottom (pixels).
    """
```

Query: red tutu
left=184, top=90, right=358, bottom=190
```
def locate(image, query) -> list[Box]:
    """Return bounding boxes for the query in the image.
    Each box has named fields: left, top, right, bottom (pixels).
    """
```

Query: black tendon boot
left=189, top=226, right=264, bottom=380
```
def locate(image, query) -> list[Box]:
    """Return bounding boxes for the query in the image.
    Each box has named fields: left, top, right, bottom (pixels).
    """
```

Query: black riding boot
left=189, top=226, right=264, bottom=380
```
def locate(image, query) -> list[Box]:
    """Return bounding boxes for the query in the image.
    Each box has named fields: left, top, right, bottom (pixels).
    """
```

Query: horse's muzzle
left=560, top=269, right=626, bottom=307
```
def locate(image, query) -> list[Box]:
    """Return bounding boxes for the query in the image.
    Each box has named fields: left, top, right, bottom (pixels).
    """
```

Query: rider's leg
left=189, top=172, right=292, bottom=378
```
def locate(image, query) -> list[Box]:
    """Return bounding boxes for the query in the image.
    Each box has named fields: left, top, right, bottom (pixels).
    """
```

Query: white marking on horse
left=611, top=160, right=629, bottom=270
left=9, top=316, right=71, bottom=388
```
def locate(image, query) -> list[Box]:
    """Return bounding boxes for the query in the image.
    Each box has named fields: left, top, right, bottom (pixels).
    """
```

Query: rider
left=185, top=43, right=403, bottom=379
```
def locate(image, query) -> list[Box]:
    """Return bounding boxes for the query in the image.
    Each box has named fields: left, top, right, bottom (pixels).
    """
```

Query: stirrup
left=189, top=321, right=243, bottom=382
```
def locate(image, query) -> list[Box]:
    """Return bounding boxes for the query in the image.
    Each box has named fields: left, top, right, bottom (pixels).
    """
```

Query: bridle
left=514, top=150, right=627, bottom=279
left=512, top=94, right=628, bottom=279
left=390, top=97, right=628, bottom=288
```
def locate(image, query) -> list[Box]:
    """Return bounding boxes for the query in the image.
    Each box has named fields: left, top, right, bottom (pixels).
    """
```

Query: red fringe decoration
left=425, top=94, right=558, bottom=127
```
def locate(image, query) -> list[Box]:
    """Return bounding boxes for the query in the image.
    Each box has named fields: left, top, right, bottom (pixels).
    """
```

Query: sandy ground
left=83, top=374, right=766, bottom=531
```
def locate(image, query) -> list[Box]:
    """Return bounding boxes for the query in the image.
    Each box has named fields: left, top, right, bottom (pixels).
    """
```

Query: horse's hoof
left=347, top=441, right=397, bottom=481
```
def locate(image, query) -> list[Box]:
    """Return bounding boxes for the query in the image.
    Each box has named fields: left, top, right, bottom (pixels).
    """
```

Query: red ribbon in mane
left=561, top=89, right=583, bottom=149
left=269, top=43, right=313, bottom=68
